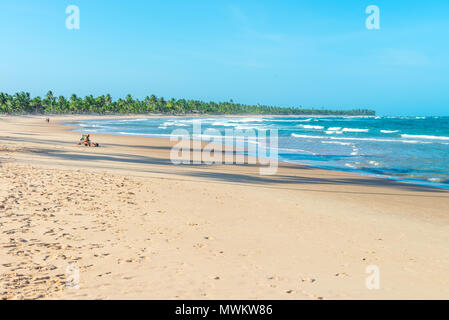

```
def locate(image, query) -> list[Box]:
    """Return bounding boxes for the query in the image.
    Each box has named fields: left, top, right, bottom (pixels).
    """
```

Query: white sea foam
left=163, top=121, right=188, bottom=127
left=118, top=132, right=178, bottom=137
left=325, top=127, right=344, bottom=134
left=192, top=133, right=223, bottom=140
left=291, top=133, right=441, bottom=144
left=80, top=123, right=101, bottom=128
left=380, top=130, right=399, bottom=134
left=278, top=147, right=317, bottom=155
left=368, top=160, right=381, bottom=167
left=301, top=125, right=324, bottom=130
left=227, top=118, right=264, bottom=123
left=265, top=118, right=311, bottom=123
left=291, top=134, right=323, bottom=139
left=331, top=137, right=404, bottom=143
left=342, top=128, right=369, bottom=133
left=401, top=134, right=449, bottom=140
left=321, top=141, right=352, bottom=146
left=118, top=118, right=146, bottom=123
left=212, top=121, right=237, bottom=127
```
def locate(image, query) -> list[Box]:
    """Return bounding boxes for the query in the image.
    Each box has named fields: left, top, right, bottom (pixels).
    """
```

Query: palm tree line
left=0, top=91, right=375, bottom=116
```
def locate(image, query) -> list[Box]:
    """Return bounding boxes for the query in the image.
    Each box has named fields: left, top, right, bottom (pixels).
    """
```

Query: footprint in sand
left=335, top=272, right=349, bottom=277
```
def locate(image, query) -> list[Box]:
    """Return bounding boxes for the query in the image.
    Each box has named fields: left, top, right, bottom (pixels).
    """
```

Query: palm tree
left=105, top=94, right=112, bottom=105
left=31, top=96, right=43, bottom=113
left=43, top=91, right=56, bottom=113
left=57, top=96, right=68, bottom=113
left=13, top=92, right=31, bottom=113
left=0, top=92, right=11, bottom=113
left=0, top=91, right=376, bottom=116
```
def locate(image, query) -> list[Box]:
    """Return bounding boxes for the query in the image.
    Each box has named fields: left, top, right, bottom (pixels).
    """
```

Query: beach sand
left=0, top=115, right=448, bottom=300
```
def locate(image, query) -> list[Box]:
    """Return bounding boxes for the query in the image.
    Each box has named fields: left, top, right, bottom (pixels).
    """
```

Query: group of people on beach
left=78, top=134, right=100, bottom=147
left=42, top=117, right=99, bottom=147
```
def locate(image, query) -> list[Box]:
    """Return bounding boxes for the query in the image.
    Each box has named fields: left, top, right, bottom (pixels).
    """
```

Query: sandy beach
left=0, top=115, right=448, bottom=300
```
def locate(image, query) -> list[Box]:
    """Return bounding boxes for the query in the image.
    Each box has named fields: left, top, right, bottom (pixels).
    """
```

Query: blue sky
left=1, top=0, right=448, bottom=115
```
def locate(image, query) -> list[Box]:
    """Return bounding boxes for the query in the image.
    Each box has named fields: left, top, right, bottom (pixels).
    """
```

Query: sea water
left=68, top=116, right=449, bottom=189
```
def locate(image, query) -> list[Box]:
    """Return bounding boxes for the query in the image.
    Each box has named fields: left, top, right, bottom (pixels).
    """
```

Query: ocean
left=68, top=116, right=449, bottom=189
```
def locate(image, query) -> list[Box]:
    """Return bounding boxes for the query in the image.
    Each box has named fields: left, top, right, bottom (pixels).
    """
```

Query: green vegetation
left=0, top=91, right=375, bottom=116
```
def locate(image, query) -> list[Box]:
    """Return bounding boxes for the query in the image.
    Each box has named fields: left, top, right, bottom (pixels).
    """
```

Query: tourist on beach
left=78, top=134, right=99, bottom=147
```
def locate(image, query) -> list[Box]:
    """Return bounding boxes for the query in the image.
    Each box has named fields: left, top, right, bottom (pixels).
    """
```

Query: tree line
left=0, top=91, right=375, bottom=116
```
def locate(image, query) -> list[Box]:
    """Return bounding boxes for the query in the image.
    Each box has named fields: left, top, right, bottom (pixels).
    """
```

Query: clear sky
left=1, top=0, right=448, bottom=115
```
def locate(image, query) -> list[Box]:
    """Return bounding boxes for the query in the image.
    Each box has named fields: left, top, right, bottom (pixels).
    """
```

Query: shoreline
left=63, top=115, right=449, bottom=191
left=1, top=113, right=378, bottom=119
left=1, top=115, right=448, bottom=299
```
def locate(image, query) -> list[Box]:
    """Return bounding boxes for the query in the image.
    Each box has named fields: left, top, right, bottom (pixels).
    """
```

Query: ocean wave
left=117, top=132, right=179, bottom=137
left=234, top=125, right=264, bottom=130
left=163, top=121, right=188, bottom=127
left=401, top=134, right=449, bottom=140
left=278, top=147, right=317, bottom=155
left=368, top=160, right=381, bottom=167
left=118, top=118, right=147, bottom=122
left=332, top=137, right=411, bottom=143
left=351, top=147, right=360, bottom=155
left=291, top=133, right=436, bottom=145
left=401, top=140, right=431, bottom=144
left=380, top=130, right=399, bottom=134
left=266, top=118, right=312, bottom=123
left=321, top=141, right=352, bottom=146
left=300, top=125, right=324, bottom=130
left=291, top=134, right=323, bottom=139
left=325, top=127, right=345, bottom=134
left=211, top=121, right=237, bottom=127
left=79, top=123, right=101, bottom=128
left=227, top=118, right=264, bottom=123
left=342, top=128, right=369, bottom=133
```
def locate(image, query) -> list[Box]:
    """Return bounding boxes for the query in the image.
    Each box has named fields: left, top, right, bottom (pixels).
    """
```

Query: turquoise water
left=68, top=116, right=449, bottom=189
